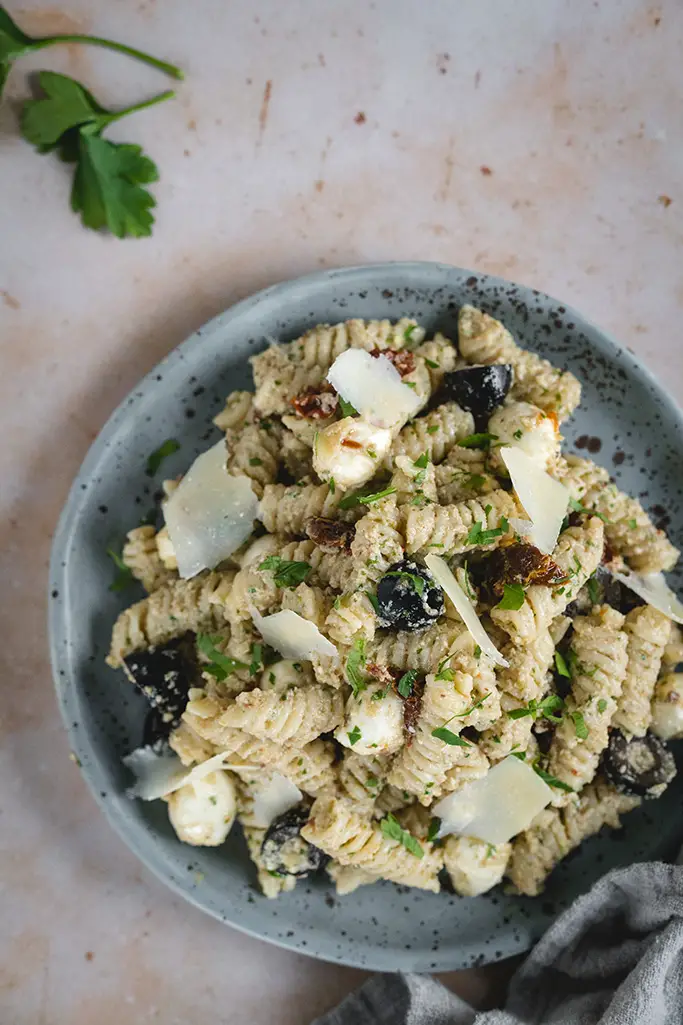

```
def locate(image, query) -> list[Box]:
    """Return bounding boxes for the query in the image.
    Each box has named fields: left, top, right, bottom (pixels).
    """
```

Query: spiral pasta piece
left=390, top=402, right=475, bottom=464
left=325, top=591, right=377, bottom=645
left=259, top=482, right=350, bottom=536
left=405, top=489, right=516, bottom=555
left=107, top=570, right=235, bottom=666
left=414, top=332, right=461, bottom=390
left=391, top=454, right=438, bottom=507
left=335, top=751, right=389, bottom=809
left=547, top=606, right=628, bottom=793
left=226, top=422, right=281, bottom=498
left=613, top=605, right=671, bottom=737
left=213, top=390, right=254, bottom=433
left=458, top=305, right=581, bottom=420
left=491, top=518, right=604, bottom=644
left=302, top=795, right=443, bottom=891
left=443, top=836, right=511, bottom=897
left=348, top=494, right=404, bottom=589
left=218, top=686, right=344, bottom=747
left=559, top=455, right=679, bottom=572
left=122, top=525, right=177, bottom=593
left=366, top=620, right=466, bottom=673
left=506, top=777, right=641, bottom=896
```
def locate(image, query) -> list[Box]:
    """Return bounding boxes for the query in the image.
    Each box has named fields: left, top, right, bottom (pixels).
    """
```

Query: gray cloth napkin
left=314, top=862, right=683, bottom=1025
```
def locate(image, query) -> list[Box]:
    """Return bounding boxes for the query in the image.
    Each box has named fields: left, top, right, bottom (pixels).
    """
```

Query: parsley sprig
left=197, top=634, right=249, bottom=680
left=106, top=546, right=133, bottom=592
left=339, top=485, right=397, bottom=510
left=346, top=637, right=367, bottom=696
left=466, top=507, right=509, bottom=546
left=507, top=694, right=565, bottom=724
left=259, top=557, right=312, bottom=589
left=495, top=582, right=525, bottom=610
left=397, top=669, right=417, bottom=698
left=383, top=570, right=425, bottom=597
left=431, top=692, right=491, bottom=745
left=380, top=813, right=424, bottom=858
left=146, top=438, right=180, bottom=476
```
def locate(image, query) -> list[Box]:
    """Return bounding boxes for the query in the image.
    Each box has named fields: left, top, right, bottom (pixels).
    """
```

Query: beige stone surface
left=1, top=0, right=682, bottom=1021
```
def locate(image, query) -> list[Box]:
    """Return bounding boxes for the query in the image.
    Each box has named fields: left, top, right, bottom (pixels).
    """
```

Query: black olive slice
left=603, top=729, right=676, bottom=798
left=442, top=364, right=513, bottom=428
left=123, top=634, right=197, bottom=730
left=261, top=805, right=328, bottom=877
left=376, top=558, right=445, bottom=632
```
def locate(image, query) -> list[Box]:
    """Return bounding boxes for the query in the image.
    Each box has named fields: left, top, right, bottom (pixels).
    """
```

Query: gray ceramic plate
left=49, top=262, right=683, bottom=972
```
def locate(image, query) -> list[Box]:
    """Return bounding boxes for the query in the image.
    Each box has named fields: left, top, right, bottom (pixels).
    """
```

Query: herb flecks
left=258, top=556, right=312, bottom=589
left=146, top=438, right=180, bottom=476
left=380, top=813, right=424, bottom=858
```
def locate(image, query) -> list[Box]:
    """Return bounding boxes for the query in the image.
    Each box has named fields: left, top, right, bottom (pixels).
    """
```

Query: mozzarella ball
left=651, top=674, right=683, bottom=741
left=443, top=835, right=511, bottom=896
left=489, top=401, right=560, bottom=470
left=313, top=417, right=393, bottom=490
left=167, top=770, right=237, bottom=846
left=335, top=683, right=404, bottom=756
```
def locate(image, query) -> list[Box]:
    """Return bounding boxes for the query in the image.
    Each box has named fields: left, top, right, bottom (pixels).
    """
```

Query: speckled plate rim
left=49, top=261, right=683, bottom=973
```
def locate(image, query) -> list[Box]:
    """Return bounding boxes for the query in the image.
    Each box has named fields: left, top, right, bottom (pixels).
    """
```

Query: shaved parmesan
left=164, top=441, right=258, bottom=578
left=252, top=608, right=339, bottom=660
left=326, top=349, right=421, bottom=428
left=500, top=445, right=568, bottom=555
left=124, top=748, right=235, bottom=801
left=434, top=756, right=553, bottom=844
left=509, top=517, right=535, bottom=543
left=611, top=570, right=683, bottom=625
left=425, top=554, right=508, bottom=667
left=242, top=771, right=302, bottom=828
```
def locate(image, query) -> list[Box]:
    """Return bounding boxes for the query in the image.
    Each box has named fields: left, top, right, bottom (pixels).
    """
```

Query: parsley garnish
left=462, top=473, right=487, bottom=490
left=424, top=358, right=439, bottom=369
left=106, top=546, right=133, bottom=592
left=146, top=438, right=180, bottom=476
left=431, top=726, right=471, bottom=746
left=426, top=817, right=440, bottom=843
left=533, top=764, right=574, bottom=792
left=197, top=634, right=249, bottom=680
left=346, top=637, right=367, bottom=696
left=365, top=775, right=379, bottom=790
left=397, top=669, right=417, bottom=698
left=347, top=725, right=362, bottom=746
left=365, top=591, right=380, bottom=615
left=338, top=396, right=359, bottom=418
left=628, top=518, right=637, bottom=529
left=587, top=573, right=601, bottom=605
left=380, top=813, right=424, bottom=858
left=496, top=583, right=525, bottom=610
left=0, top=7, right=183, bottom=101
left=384, top=570, right=425, bottom=597
left=435, top=657, right=455, bottom=682
left=258, top=556, right=312, bottom=589
left=512, top=429, right=523, bottom=440
left=571, top=710, right=589, bottom=739
left=427, top=425, right=439, bottom=434
left=459, top=432, right=499, bottom=450
left=465, top=514, right=509, bottom=546
left=597, top=698, right=608, bottom=714
left=329, top=477, right=336, bottom=494
left=554, top=650, right=571, bottom=677
left=568, top=497, right=610, bottom=524
left=414, top=452, right=429, bottom=469
left=249, top=642, right=263, bottom=676
left=473, top=644, right=482, bottom=658
left=507, top=694, right=565, bottom=724
left=249, top=457, right=263, bottom=466
left=339, top=485, right=397, bottom=510
left=404, top=324, right=418, bottom=342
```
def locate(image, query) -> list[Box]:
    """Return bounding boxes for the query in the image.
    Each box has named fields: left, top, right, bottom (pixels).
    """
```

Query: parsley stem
left=31, top=35, right=184, bottom=80
left=106, top=89, right=176, bottom=124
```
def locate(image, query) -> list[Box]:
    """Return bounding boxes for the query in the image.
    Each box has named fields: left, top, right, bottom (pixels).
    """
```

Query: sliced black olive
left=123, top=634, right=197, bottom=730
left=376, top=558, right=445, bottom=632
left=261, top=805, right=328, bottom=877
left=141, top=708, right=172, bottom=748
left=442, top=364, right=513, bottom=428
left=603, top=729, right=676, bottom=799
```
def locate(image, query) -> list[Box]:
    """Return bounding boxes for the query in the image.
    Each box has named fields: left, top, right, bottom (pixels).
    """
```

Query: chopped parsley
left=427, top=424, right=439, bottom=434
left=347, top=725, right=362, bottom=746
left=628, top=518, right=637, bottom=529
left=329, top=477, right=336, bottom=494
left=146, top=438, right=180, bottom=476
left=258, top=556, right=312, bottom=589
left=507, top=694, right=565, bottom=724
left=197, top=634, right=249, bottom=680
left=431, top=726, right=471, bottom=746
left=249, top=456, right=263, bottom=466
left=397, top=669, right=417, bottom=698
left=249, top=642, right=263, bottom=676
left=568, top=497, right=610, bottom=523
left=495, top=582, right=525, bottom=610
left=339, top=485, right=397, bottom=510
left=465, top=513, right=509, bottom=546
left=473, top=644, right=482, bottom=658
left=554, top=650, right=571, bottom=677
left=404, top=324, right=418, bottom=342
left=346, top=637, right=367, bottom=696
left=365, top=775, right=380, bottom=790
left=365, top=590, right=380, bottom=615
left=338, top=396, right=359, bottom=418
left=426, top=817, right=441, bottom=843
left=462, top=473, right=487, bottom=490
left=571, top=710, right=589, bottom=739
left=533, top=764, right=574, bottom=792
left=435, top=657, right=455, bottom=682
left=459, top=432, right=499, bottom=450
left=380, top=813, right=424, bottom=858
left=106, top=546, right=133, bottom=592
left=414, top=452, right=429, bottom=469
left=384, top=570, right=425, bottom=596
left=597, top=698, right=608, bottom=714
left=512, top=429, right=523, bottom=440
left=587, top=573, right=601, bottom=605
left=424, top=358, right=440, bottom=369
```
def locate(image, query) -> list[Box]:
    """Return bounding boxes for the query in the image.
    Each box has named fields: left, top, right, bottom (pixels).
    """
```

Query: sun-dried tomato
left=470, top=543, right=566, bottom=599
left=306, top=517, right=355, bottom=552
left=401, top=683, right=424, bottom=744
left=370, top=347, right=416, bottom=377
left=291, top=387, right=339, bottom=419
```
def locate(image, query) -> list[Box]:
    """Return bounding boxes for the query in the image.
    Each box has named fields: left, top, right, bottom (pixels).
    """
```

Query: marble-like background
left=1, top=0, right=681, bottom=1021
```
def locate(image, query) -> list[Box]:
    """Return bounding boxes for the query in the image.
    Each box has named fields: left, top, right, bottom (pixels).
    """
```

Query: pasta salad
left=108, top=305, right=683, bottom=899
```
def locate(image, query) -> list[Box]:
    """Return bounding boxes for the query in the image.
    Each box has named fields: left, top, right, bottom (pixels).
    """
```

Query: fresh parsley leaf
left=106, top=546, right=133, bottom=592
left=509, top=750, right=526, bottom=760
left=485, top=843, right=497, bottom=858
left=365, top=775, right=379, bottom=790
left=431, top=725, right=471, bottom=746
left=146, top=437, right=180, bottom=476
left=249, top=457, right=263, bottom=466
left=397, top=669, right=417, bottom=698
left=435, top=656, right=455, bottom=682
left=338, top=485, right=397, bottom=510
left=346, top=637, right=367, bottom=696
left=507, top=706, right=533, bottom=720
left=554, top=650, right=571, bottom=677
left=365, top=591, right=380, bottom=615
left=538, top=694, right=565, bottom=722
left=597, top=698, right=608, bottom=714
left=384, top=570, right=425, bottom=597
left=0, top=8, right=183, bottom=100
left=328, top=477, right=336, bottom=494
left=347, top=725, right=362, bottom=746
left=197, top=634, right=249, bottom=680
left=512, top=429, right=523, bottom=440
left=571, top=710, right=589, bottom=739
left=424, top=358, right=439, bottom=369
left=338, top=396, right=359, bottom=417
left=568, top=497, right=610, bottom=524
left=473, top=644, right=482, bottom=658
left=249, top=642, right=263, bottom=676
left=587, top=573, right=601, bottom=605
left=465, top=516, right=509, bottom=546
left=258, top=556, right=312, bottom=589
left=426, top=817, right=440, bottom=843
left=462, top=473, right=487, bottom=490
left=404, top=324, right=418, bottom=341
left=380, top=813, right=424, bottom=858
left=628, top=518, right=637, bottom=529
left=414, top=452, right=429, bottom=469
left=533, top=764, right=574, bottom=792
left=427, top=425, right=439, bottom=434
left=496, top=583, right=525, bottom=610
left=459, top=432, right=499, bottom=450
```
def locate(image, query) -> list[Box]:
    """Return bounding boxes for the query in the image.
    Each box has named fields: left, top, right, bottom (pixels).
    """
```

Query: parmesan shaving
left=326, top=349, right=421, bottom=428
left=500, top=445, right=568, bottom=554
left=251, top=608, right=339, bottom=660
left=124, top=748, right=235, bottom=801
left=424, top=554, right=508, bottom=667
left=611, top=570, right=683, bottom=625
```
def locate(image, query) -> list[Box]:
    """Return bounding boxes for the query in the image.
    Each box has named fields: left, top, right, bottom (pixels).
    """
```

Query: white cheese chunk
left=327, top=349, right=422, bottom=428
left=651, top=674, right=683, bottom=741
left=241, top=770, right=302, bottom=828
left=335, top=683, right=404, bottom=756
left=252, top=608, right=338, bottom=660
left=424, top=554, right=508, bottom=667
left=124, top=748, right=235, bottom=801
left=489, top=401, right=559, bottom=469
left=611, top=570, right=683, bottom=625
left=433, top=756, right=553, bottom=844
left=164, top=440, right=258, bottom=578
left=443, top=835, right=512, bottom=897
left=500, top=445, right=569, bottom=555
left=167, top=770, right=237, bottom=846
left=313, top=416, right=393, bottom=490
